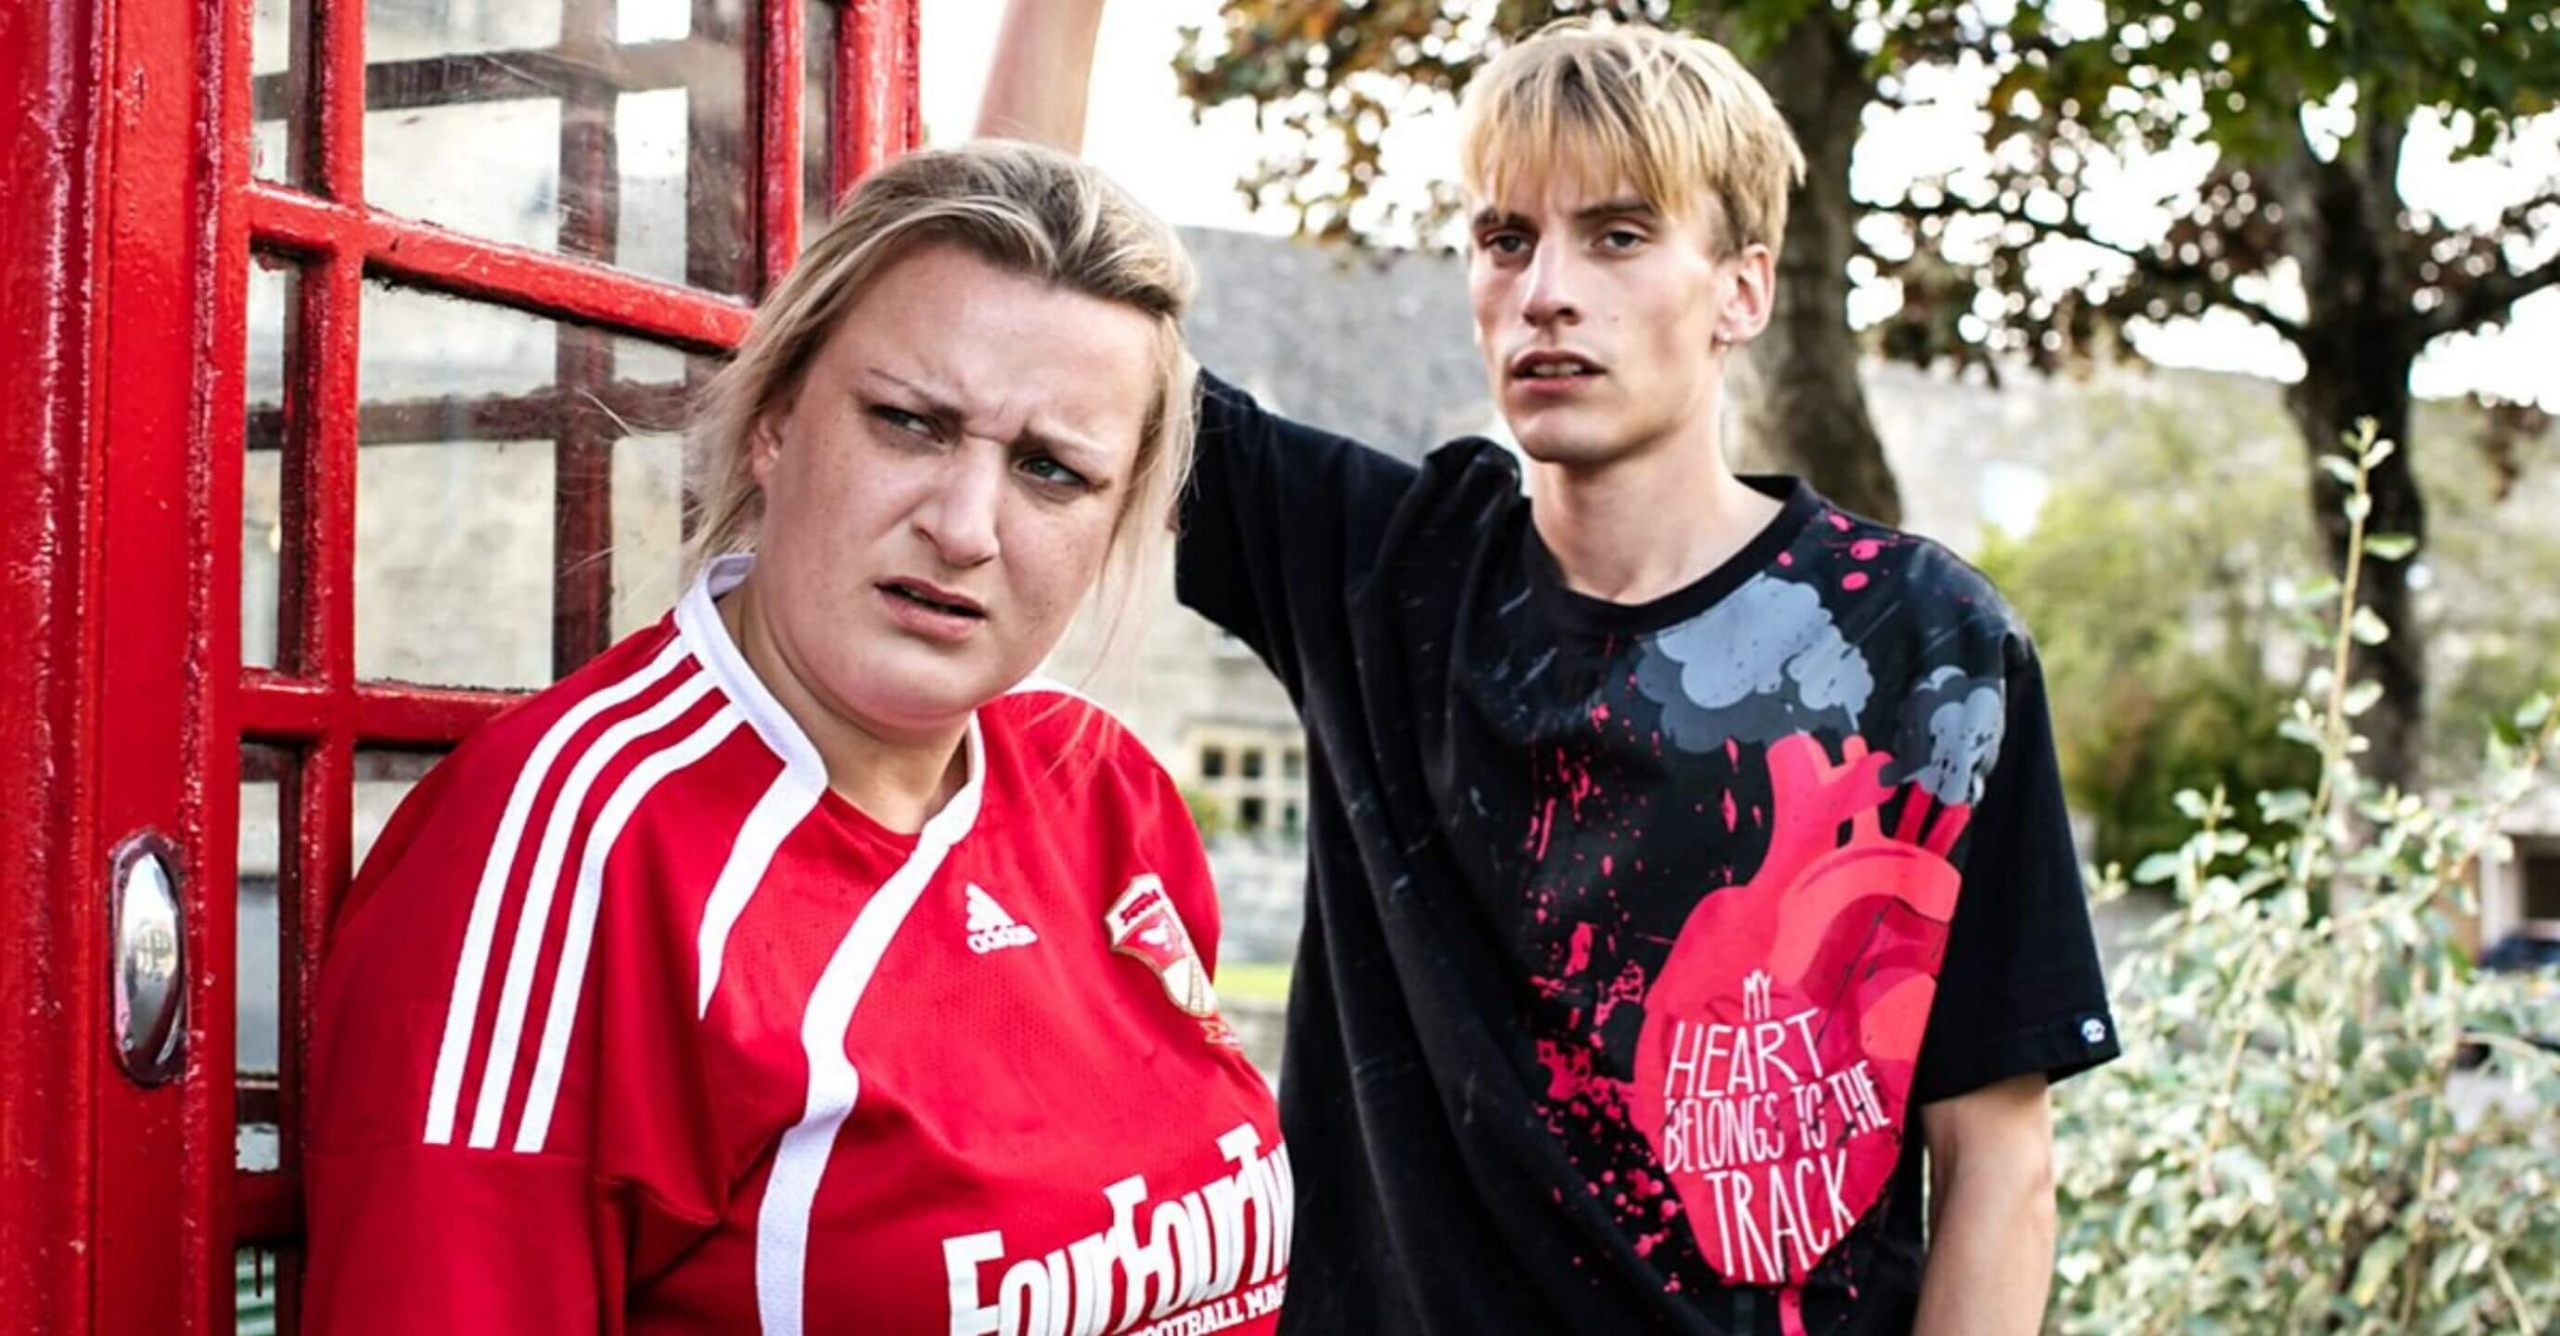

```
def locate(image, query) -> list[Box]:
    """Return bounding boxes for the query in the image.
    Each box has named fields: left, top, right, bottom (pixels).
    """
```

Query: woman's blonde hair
left=1458, top=19, right=1806, bottom=257
left=684, top=140, right=1199, bottom=617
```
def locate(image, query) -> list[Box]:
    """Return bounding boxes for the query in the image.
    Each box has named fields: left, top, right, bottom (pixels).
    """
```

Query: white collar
left=673, top=554, right=985, bottom=836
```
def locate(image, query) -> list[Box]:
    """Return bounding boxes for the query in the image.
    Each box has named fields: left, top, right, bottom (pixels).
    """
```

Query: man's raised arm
left=977, top=0, right=1109, bottom=151
left=971, top=0, right=1423, bottom=697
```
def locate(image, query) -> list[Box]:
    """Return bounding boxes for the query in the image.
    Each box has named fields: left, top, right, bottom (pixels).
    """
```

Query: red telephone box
left=0, top=1, right=918, bottom=1329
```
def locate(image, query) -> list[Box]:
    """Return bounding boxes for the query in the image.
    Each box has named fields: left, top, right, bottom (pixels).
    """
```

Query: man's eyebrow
left=1574, top=198, right=1657, bottom=223
left=1468, top=199, right=1658, bottom=231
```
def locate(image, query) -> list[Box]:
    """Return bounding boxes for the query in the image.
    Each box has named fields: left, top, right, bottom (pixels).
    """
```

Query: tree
left=1179, top=1, right=2560, bottom=789
left=1172, top=0, right=1917, bottom=523
left=1866, top=0, right=2560, bottom=790
left=1970, top=379, right=2325, bottom=869
left=2413, top=394, right=2560, bottom=773
left=1977, top=370, right=2560, bottom=871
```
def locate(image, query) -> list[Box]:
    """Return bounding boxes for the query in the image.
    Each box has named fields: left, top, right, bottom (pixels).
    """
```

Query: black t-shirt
left=1180, top=374, right=2121, bottom=1336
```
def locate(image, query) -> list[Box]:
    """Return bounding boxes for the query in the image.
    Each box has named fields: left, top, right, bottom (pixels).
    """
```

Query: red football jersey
left=306, top=557, right=1291, bottom=1336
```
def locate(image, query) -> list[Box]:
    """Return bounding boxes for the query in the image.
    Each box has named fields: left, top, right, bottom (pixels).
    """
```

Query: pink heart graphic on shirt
left=1630, top=734, right=1966, bottom=1329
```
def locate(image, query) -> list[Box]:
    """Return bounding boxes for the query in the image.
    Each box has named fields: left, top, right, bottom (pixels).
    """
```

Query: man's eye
left=1019, top=455, right=1091, bottom=488
left=1600, top=229, right=1646, bottom=251
left=1482, top=233, right=1530, bottom=257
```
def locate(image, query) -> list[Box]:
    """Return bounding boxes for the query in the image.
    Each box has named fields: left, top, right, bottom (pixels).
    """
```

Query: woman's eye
left=871, top=405, right=937, bottom=438
left=1019, top=455, right=1091, bottom=489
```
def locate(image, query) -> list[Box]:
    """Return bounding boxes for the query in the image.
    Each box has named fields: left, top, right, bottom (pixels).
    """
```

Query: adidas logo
left=964, top=884, right=1038, bottom=955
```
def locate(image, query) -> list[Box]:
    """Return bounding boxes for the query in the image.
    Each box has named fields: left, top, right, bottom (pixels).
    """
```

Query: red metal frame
left=0, top=1, right=109, bottom=1328
left=840, top=0, right=921, bottom=208
left=0, top=0, right=918, bottom=1329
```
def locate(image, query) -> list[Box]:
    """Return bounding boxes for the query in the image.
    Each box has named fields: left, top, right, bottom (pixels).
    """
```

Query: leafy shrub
left=2049, top=430, right=2560, bottom=1334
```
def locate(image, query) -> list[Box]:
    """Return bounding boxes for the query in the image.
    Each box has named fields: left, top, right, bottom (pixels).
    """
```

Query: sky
left=918, top=0, right=2557, bottom=412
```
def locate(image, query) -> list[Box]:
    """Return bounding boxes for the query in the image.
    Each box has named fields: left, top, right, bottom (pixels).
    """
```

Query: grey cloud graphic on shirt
left=1882, top=666, right=2006, bottom=805
left=1633, top=574, right=1873, bottom=751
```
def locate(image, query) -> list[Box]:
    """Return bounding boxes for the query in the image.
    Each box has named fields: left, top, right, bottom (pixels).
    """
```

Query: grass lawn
left=1216, top=961, right=1294, bottom=1004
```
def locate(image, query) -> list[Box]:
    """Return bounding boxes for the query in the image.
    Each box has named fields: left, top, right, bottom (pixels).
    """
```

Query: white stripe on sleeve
left=514, top=703, right=745, bottom=1153
left=467, top=668, right=717, bottom=1150
left=423, top=637, right=692, bottom=1146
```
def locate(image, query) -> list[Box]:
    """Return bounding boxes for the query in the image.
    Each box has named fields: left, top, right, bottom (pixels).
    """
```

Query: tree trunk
left=2277, top=124, right=2429, bottom=791
left=1728, top=15, right=1905, bottom=525
left=2288, top=352, right=2426, bottom=790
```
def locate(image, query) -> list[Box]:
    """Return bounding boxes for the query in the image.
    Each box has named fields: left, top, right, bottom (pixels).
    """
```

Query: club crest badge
left=1105, top=874, right=1239, bottom=1047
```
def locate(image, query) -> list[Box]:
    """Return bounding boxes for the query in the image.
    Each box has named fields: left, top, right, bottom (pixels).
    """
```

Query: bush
left=2049, top=430, right=2560, bottom=1334
left=1972, top=388, right=2324, bottom=876
left=2069, top=661, right=2321, bottom=873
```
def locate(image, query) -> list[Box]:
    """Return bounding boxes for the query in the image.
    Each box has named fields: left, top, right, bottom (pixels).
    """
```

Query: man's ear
left=1714, top=243, right=1779, bottom=348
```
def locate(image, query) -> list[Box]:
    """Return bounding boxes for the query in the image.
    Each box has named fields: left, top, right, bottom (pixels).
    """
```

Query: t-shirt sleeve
left=301, top=739, right=715, bottom=1332
left=1913, top=648, right=2122, bottom=1105
left=1178, top=370, right=1421, bottom=699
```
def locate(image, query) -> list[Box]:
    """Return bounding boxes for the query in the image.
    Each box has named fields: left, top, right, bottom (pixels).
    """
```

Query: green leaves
left=2257, top=788, right=2313, bottom=822
left=2362, top=533, right=2419, bottom=562
left=2046, top=453, right=2560, bottom=1333
left=2351, top=1236, right=2409, bottom=1308
left=2133, top=850, right=2186, bottom=885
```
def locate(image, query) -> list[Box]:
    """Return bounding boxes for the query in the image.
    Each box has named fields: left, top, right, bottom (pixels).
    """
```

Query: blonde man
left=986, top=12, right=2117, bottom=1335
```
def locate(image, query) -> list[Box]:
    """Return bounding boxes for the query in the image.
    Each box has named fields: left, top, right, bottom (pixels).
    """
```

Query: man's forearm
left=1912, top=1155, right=2057, bottom=1335
left=976, top=0, right=1108, bottom=150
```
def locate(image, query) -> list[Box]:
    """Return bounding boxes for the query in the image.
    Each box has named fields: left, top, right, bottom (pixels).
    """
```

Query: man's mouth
left=1509, top=351, right=1605, bottom=382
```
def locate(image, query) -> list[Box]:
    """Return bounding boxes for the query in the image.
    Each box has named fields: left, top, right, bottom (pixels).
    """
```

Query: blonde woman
left=305, top=142, right=1291, bottom=1335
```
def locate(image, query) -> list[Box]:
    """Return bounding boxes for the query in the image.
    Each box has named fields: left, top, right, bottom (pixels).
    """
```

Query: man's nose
left=1521, top=241, right=1583, bottom=329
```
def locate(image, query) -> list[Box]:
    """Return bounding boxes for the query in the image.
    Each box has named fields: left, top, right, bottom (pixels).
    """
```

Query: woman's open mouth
left=878, top=579, right=986, bottom=641
left=882, top=581, right=984, bottom=618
